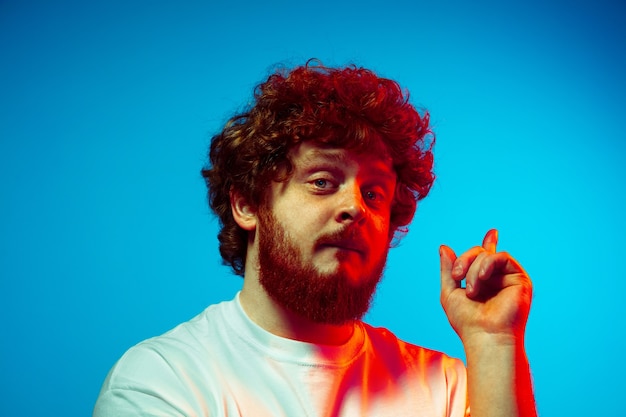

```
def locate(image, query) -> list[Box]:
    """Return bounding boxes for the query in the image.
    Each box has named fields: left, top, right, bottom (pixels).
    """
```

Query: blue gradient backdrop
left=1, top=0, right=624, bottom=415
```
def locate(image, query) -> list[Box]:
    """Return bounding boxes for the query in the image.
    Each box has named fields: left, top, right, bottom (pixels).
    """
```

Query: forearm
left=464, top=335, right=536, bottom=417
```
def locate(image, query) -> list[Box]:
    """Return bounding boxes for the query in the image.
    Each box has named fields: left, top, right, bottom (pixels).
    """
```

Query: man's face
left=257, top=141, right=397, bottom=324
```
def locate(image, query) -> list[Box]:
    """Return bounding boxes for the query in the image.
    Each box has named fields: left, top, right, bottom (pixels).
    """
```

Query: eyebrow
left=300, top=149, right=348, bottom=166
left=300, top=149, right=396, bottom=181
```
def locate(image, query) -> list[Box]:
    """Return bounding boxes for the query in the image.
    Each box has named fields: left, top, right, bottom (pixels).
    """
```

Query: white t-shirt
left=94, top=293, right=469, bottom=416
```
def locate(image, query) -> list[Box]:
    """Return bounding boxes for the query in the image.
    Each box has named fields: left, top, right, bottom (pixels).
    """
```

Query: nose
left=336, top=185, right=366, bottom=225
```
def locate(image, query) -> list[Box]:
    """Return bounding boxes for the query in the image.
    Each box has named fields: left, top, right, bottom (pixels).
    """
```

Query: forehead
left=290, top=141, right=395, bottom=178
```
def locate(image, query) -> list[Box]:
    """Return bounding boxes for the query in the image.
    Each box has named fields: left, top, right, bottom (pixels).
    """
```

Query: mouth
left=318, top=240, right=366, bottom=256
left=316, top=228, right=367, bottom=257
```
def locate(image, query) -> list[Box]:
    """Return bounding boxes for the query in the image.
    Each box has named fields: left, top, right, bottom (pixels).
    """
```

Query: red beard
left=257, top=208, right=388, bottom=325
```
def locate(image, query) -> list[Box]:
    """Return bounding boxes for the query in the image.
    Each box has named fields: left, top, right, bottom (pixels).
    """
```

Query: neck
left=239, top=278, right=355, bottom=345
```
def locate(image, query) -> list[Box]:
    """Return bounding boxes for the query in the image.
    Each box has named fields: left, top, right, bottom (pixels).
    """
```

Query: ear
left=230, top=189, right=258, bottom=231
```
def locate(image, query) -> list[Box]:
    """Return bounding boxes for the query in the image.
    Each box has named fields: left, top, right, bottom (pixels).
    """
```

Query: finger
left=464, top=251, right=491, bottom=298
left=451, top=246, right=484, bottom=280
left=439, top=245, right=459, bottom=301
left=477, top=251, right=527, bottom=284
left=482, top=228, right=499, bottom=253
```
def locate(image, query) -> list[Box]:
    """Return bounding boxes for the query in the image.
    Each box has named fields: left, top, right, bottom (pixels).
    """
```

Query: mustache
left=315, top=227, right=367, bottom=250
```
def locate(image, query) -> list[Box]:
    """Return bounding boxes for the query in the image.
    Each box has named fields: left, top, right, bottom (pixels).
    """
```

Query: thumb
left=439, top=245, right=459, bottom=300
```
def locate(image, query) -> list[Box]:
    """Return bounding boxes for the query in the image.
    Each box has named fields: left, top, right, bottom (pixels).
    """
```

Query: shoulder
left=94, top=301, right=232, bottom=416
left=360, top=322, right=466, bottom=376
left=358, top=323, right=468, bottom=415
left=110, top=300, right=231, bottom=376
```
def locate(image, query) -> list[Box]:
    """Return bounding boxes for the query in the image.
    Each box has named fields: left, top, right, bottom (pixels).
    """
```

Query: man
left=94, top=62, right=536, bottom=416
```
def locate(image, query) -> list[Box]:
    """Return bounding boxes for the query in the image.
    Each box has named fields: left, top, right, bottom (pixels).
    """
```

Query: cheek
left=368, top=213, right=393, bottom=247
left=278, top=205, right=327, bottom=238
left=372, top=209, right=392, bottom=233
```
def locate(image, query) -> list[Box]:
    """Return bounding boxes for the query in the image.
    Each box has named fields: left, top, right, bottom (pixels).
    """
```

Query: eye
left=313, top=178, right=329, bottom=188
left=363, top=187, right=392, bottom=207
left=307, top=176, right=338, bottom=193
left=364, top=190, right=378, bottom=201
left=365, top=188, right=388, bottom=202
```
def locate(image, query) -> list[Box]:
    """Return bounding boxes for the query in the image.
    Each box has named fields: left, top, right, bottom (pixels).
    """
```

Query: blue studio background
left=1, top=0, right=625, bottom=415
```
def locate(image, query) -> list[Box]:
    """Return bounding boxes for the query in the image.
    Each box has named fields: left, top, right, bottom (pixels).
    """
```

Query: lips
left=316, top=230, right=367, bottom=255
left=326, top=241, right=364, bottom=253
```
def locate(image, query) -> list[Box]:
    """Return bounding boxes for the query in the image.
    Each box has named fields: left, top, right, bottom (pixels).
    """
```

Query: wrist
left=461, top=331, right=525, bottom=358
left=462, top=332, right=536, bottom=417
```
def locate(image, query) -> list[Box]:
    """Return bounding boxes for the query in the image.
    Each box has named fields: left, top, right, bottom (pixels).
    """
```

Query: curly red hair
left=202, top=61, right=435, bottom=276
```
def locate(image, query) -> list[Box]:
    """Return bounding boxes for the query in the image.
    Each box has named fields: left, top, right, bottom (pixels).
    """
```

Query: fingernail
left=466, top=282, right=473, bottom=294
left=453, top=265, right=463, bottom=276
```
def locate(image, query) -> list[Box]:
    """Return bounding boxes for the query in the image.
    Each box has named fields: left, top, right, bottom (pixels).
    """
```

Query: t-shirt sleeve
left=444, top=356, right=470, bottom=417
left=93, top=343, right=197, bottom=417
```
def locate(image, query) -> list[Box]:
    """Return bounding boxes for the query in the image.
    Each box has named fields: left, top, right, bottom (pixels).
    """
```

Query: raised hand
left=439, top=230, right=537, bottom=417
left=439, top=229, right=533, bottom=344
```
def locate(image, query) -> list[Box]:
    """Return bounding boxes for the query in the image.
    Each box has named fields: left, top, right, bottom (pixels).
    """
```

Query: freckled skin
left=266, top=142, right=396, bottom=285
